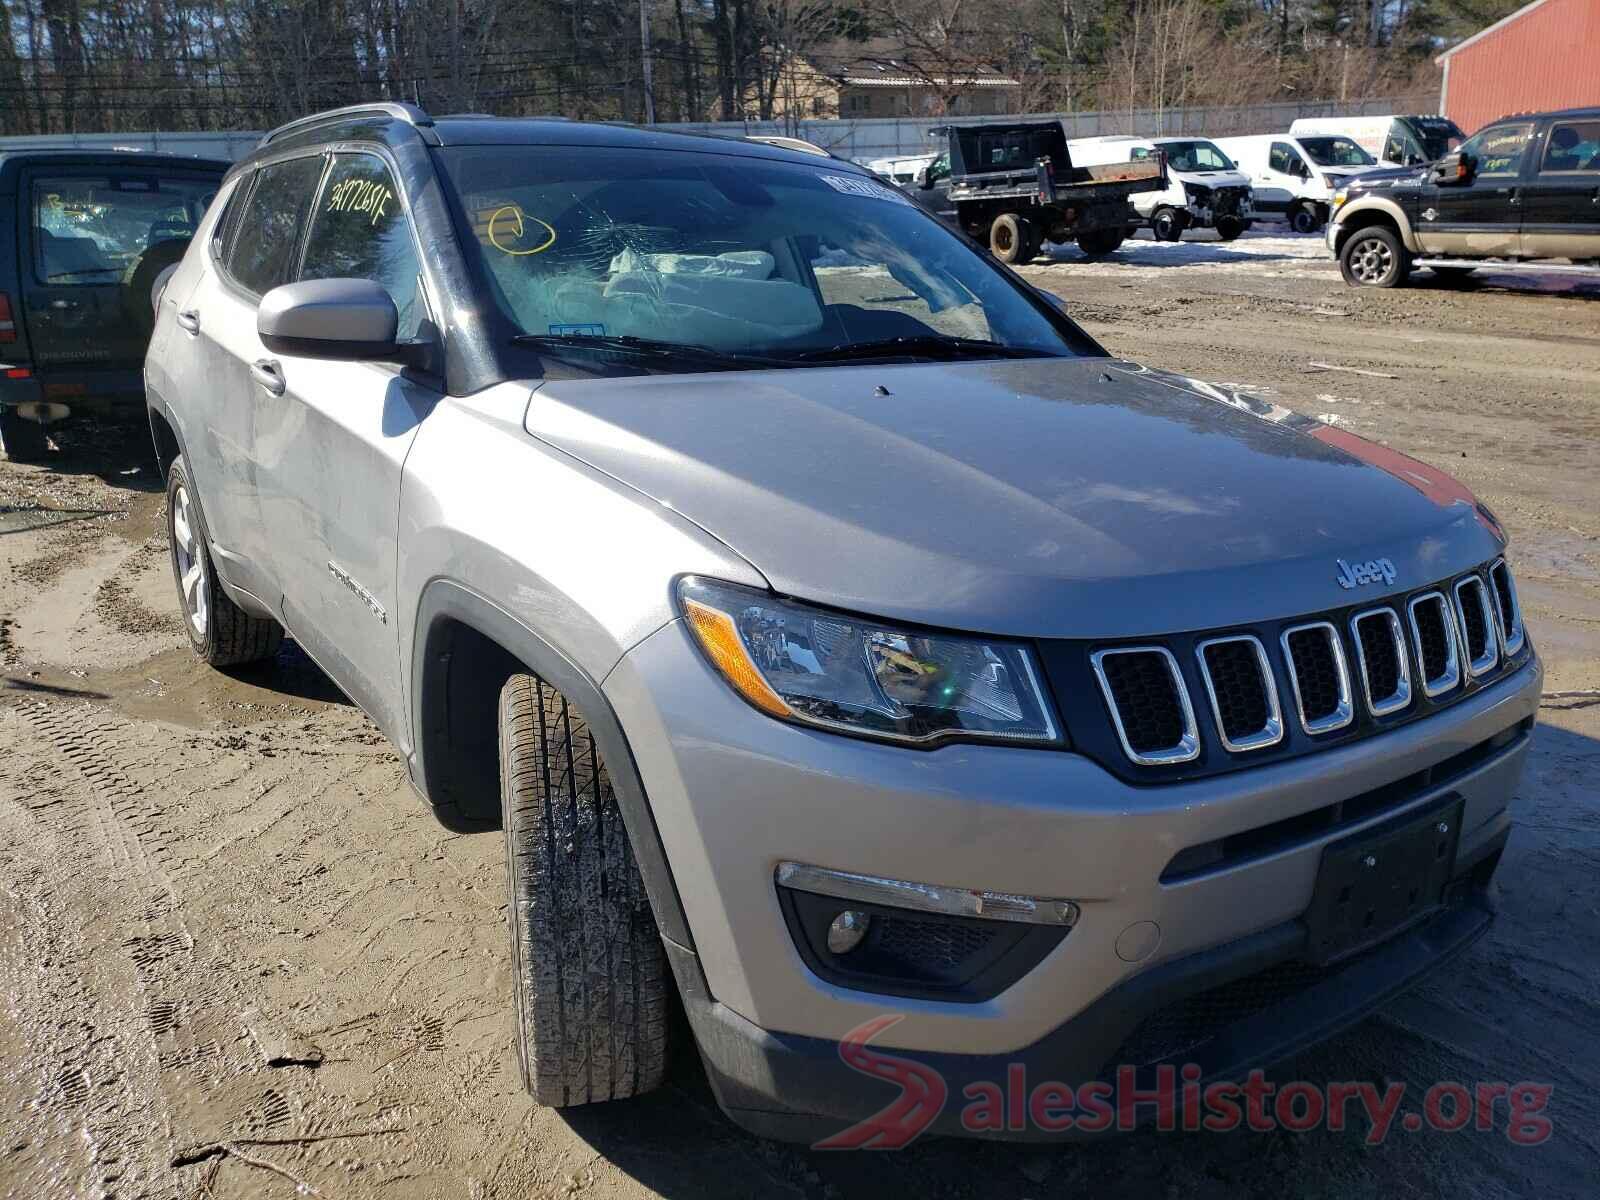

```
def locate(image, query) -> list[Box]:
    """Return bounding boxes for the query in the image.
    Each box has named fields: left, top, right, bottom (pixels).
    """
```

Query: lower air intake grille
left=1092, top=647, right=1197, bottom=765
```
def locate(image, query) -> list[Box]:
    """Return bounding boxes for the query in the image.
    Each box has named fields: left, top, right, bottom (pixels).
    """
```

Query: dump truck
left=906, top=121, right=1168, bottom=262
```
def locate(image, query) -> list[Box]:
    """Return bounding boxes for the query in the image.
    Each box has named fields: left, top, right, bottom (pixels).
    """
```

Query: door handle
left=176, top=309, right=200, bottom=334
left=250, top=358, right=286, bottom=396
left=49, top=298, right=80, bottom=310
left=1507, top=187, right=1519, bottom=206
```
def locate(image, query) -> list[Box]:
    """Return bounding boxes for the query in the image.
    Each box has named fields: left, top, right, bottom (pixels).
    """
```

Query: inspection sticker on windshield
left=819, top=174, right=911, bottom=204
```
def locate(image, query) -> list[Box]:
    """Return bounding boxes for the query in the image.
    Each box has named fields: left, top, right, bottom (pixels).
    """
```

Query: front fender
left=1332, top=194, right=1420, bottom=254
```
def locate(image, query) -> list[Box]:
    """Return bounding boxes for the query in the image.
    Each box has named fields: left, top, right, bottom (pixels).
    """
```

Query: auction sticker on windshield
left=818, top=174, right=911, bottom=204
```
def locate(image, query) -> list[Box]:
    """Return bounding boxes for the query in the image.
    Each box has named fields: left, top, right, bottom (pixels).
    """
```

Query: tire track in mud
left=2, top=701, right=328, bottom=1194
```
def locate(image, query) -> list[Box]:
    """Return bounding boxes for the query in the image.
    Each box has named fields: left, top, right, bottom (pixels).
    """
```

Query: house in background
left=1435, top=0, right=1600, bottom=134
left=768, top=40, right=1021, bottom=120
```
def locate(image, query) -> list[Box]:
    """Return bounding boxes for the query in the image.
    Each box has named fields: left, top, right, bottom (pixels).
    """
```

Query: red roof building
left=1436, top=0, right=1600, bottom=134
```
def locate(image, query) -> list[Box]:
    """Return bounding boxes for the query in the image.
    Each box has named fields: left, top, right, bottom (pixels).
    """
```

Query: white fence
left=0, top=96, right=1433, bottom=165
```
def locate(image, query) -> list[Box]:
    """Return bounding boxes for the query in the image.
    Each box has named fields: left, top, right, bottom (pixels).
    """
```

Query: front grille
left=1091, top=647, right=1198, bottom=765
left=1454, top=576, right=1499, bottom=676
left=1197, top=635, right=1281, bottom=752
left=1068, top=558, right=1528, bottom=773
left=1212, top=186, right=1247, bottom=216
left=1490, top=558, right=1523, bottom=654
left=1408, top=592, right=1460, bottom=696
left=1351, top=608, right=1410, bottom=716
left=1281, top=623, right=1352, bottom=734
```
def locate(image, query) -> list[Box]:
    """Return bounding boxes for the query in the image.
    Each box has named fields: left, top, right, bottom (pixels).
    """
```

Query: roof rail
left=258, top=102, right=434, bottom=147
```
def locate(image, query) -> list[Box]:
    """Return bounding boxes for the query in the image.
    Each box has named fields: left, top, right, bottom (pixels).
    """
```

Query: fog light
left=827, top=910, right=870, bottom=954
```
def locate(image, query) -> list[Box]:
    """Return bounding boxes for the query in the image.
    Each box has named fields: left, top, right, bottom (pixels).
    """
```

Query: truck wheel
left=500, top=672, right=671, bottom=1106
left=1151, top=208, right=1183, bottom=242
left=990, top=213, right=1032, bottom=264
left=0, top=409, right=50, bottom=462
left=166, top=456, right=284, bottom=666
left=1216, top=216, right=1245, bottom=241
left=1076, top=228, right=1125, bottom=258
left=1339, top=226, right=1410, bottom=288
left=1289, top=203, right=1321, bottom=235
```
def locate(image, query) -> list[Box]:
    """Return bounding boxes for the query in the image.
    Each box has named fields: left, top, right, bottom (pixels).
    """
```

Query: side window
left=1269, top=143, right=1296, bottom=174
left=224, top=155, right=325, bottom=296
left=210, top=174, right=252, bottom=262
left=299, top=154, right=425, bottom=341
left=1457, top=124, right=1533, bottom=177
left=1541, top=121, right=1600, bottom=173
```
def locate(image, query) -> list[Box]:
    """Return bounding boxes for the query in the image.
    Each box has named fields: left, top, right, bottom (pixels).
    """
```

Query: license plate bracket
left=1304, top=794, right=1464, bottom=966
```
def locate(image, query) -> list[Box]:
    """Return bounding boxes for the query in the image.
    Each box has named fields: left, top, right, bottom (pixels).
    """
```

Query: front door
left=19, top=166, right=218, bottom=378
left=1416, top=122, right=1534, bottom=257
left=1251, top=142, right=1306, bottom=216
left=1519, top=117, right=1600, bottom=260
left=251, top=151, right=439, bottom=745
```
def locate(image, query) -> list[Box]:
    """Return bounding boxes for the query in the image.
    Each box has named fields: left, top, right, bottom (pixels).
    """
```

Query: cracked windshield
left=439, top=145, right=1085, bottom=368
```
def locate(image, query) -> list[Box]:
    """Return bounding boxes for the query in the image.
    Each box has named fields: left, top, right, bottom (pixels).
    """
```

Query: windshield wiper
left=511, top=332, right=789, bottom=370
left=789, top=335, right=1063, bottom=364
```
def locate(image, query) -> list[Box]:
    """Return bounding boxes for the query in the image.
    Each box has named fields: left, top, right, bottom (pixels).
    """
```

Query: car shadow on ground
left=5, top=412, right=165, bottom=494
left=1412, top=269, right=1600, bottom=302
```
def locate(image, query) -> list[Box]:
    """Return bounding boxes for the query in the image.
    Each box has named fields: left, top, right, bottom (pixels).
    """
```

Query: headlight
left=678, top=577, right=1061, bottom=747
left=1332, top=187, right=1349, bottom=209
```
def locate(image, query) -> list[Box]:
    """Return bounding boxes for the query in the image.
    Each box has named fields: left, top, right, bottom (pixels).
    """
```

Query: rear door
left=19, top=166, right=218, bottom=374
left=1416, top=121, right=1534, bottom=257
left=250, top=150, right=440, bottom=741
left=1519, top=117, right=1600, bottom=260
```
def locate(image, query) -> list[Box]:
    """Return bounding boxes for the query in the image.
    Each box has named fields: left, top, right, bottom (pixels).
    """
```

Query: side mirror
left=258, top=278, right=421, bottom=365
left=1430, top=152, right=1474, bottom=186
left=916, top=165, right=935, bottom=189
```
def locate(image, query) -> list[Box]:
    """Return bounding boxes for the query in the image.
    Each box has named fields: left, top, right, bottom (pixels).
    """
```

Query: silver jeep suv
left=146, top=104, right=1540, bottom=1143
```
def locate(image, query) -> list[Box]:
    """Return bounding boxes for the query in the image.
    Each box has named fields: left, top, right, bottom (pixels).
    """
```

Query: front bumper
left=603, top=620, right=1538, bottom=1137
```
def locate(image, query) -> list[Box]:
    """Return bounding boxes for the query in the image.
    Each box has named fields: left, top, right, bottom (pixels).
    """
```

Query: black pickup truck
left=1327, top=106, right=1600, bottom=288
left=905, top=121, right=1166, bottom=263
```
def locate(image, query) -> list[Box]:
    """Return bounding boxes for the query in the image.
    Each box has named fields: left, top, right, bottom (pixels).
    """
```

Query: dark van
left=0, top=148, right=229, bottom=459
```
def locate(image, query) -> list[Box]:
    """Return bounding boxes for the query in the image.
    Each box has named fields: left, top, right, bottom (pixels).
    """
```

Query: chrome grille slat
left=1407, top=592, right=1461, bottom=697
left=1279, top=622, right=1354, bottom=735
left=1090, top=646, right=1200, bottom=766
left=1350, top=607, right=1411, bottom=717
left=1195, top=635, right=1283, bottom=752
left=1453, top=575, right=1499, bottom=677
left=1489, top=558, right=1524, bottom=656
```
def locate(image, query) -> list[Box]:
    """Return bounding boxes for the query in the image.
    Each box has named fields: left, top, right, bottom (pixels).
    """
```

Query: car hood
left=524, top=358, right=1502, bottom=638
left=1346, top=164, right=1424, bottom=189
left=1181, top=171, right=1250, bottom=187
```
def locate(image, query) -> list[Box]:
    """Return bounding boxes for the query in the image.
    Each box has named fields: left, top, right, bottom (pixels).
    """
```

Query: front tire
left=166, top=456, right=284, bottom=666
left=1216, top=215, right=1245, bottom=241
left=1151, top=208, right=1183, bottom=242
left=500, top=673, right=671, bottom=1106
left=1289, top=203, right=1321, bottom=235
left=1339, top=226, right=1410, bottom=288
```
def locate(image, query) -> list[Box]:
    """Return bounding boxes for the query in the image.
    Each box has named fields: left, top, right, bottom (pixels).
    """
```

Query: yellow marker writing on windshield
left=488, top=206, right=556, bottom=256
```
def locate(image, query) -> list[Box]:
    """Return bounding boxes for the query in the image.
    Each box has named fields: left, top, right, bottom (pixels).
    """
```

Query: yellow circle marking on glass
left=487, top=206, right=556, bottom=256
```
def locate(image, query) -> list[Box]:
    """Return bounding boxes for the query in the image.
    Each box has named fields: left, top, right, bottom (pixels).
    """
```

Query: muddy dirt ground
left=2, top=232, right=1598, bottom=1199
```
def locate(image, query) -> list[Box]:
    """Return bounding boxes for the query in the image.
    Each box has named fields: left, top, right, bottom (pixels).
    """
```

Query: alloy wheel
left=171, top=484, right=209, bottom=639
left=1350, top=236, right=1394, bottom=285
